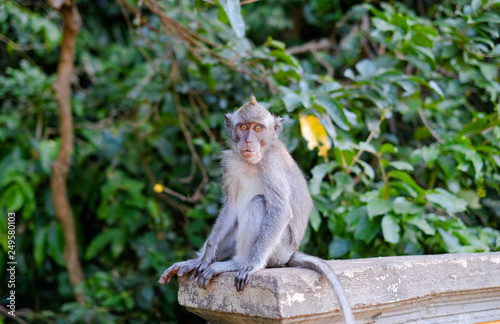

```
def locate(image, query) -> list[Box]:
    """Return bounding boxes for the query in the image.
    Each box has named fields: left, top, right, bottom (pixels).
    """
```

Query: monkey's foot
left=235, top=264, right=260, bottom=292
left=192, top=256, right=216, bottom=280
left=197, top=269, right=216, bottom=288
left=196, top=261, right=241, bottom=288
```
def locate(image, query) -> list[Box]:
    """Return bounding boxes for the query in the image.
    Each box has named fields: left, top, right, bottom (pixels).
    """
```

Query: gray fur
left=158, top=96, right=354, bottom=324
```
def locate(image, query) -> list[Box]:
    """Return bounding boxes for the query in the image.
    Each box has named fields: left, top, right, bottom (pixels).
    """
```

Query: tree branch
left=418, top=107, right=445, bottom=144
left=286, top=38, right=333, bottom=55
left=49, top=0, right=85, bottom=305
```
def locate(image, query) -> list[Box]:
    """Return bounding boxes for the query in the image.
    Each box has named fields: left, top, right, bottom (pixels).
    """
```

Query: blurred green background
left=0, top=0, right=499, bottom=322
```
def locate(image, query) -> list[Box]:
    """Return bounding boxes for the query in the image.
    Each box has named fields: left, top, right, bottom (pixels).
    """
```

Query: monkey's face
left=235, top=122, right=268, bottom=164
left=224, top=96, right=284, bottom=164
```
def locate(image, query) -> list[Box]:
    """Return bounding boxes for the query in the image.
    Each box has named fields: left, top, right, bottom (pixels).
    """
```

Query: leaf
left=356, top=141, right=377, bottom=154
left=355, top=59, right=377, bottom=79
left=476, top=187, right=486, bottom=198
left=328, top=237, right=350, bottom=258
left=472, top=11, right=500, bottom=24
left=309, top=208, right=322, bottom=232
left=267, top=37, right=286, bottom=50
left=85, top=230, right=116, bottom=260
left=382, top=215, right=400, bottom=244
left=367, top=198, right=391, bottom=219
left=39, top=139, right=59, bottom=174
left=12, top=176, right=35, bottom=218
left=417, top=25, right=438, bottom=37
left=479, top=63, right=497, bottom=82
left=111, top=229, right=126, bottom=258
left=330, top=172, right=353, bottom=201
left=137, top=287, right=154, bottom=310
left=389, top=161, right=414, bottom=171
left=472, top=0, right=483, bottom=14
left=316, top=82, right=342, bottom=94
left=215, top=0, right=245, bottom=38
left=48, top=225, right=65, bottom=267
left=281, top=89, right=302, bottom=112
left=0, top=185, right=24, bottom=211
left=357, top=160, right=375, bottom=180
left=457, top=189, right=481, bottom=209
left=428, top=80, right=444, bottom=99
left=388, top=170, right=425, bottom=195
left=380, top=143, right=396, bottom=154
left=427, top=188, right=467, bottom=214
left=269, top=50, right=298, bottom=67
left=407, top=217, right=436, bottom=235
left=421, top=145, right=440, bottom=166
left=314, top=97, right=350, bottom=131
left=438, top=228, right=462, bottom=253
left=392, top=197, right=421, bottom=215
left=344, top=206, right=367, bottom=227
left=299, top=115, right=331, bottom=157
left=41, top=20, right=61, bottom=49
left=309, top=163, right=334, bottom=195
left=34, top=227, right=47, bottom=267
left=447, top=144, right=483, bottom=179
left=354, top=214, right=380, bottom=243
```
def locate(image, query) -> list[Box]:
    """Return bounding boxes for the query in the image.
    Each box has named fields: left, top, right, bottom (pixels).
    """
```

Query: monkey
left=158, top=95, right=355, bottom=324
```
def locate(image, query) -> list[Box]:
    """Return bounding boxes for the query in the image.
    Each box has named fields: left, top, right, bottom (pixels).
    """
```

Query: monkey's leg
left=193, top=204, right=237, bottom=278
left=197, top=260, right=240, bottom=288
left=159, top=220, right=237, bottom=285
left=235, top=194, right=291, bottom=291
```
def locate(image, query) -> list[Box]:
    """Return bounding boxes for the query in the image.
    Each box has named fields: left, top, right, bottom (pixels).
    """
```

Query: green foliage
left=0, top=0, right=499, bottom=322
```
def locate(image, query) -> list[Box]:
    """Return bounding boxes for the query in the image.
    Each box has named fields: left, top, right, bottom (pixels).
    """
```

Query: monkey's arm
left=193, top=202, right=237, bottom=277
left=159, top=202, right=236, bottom=284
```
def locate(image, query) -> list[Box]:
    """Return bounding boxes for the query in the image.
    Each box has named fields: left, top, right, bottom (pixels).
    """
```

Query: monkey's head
left=224, top=95, right=284, bottom=164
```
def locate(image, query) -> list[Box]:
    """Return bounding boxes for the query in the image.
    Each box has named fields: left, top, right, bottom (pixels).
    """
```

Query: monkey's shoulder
left=262, top=141, right=302, bottom=172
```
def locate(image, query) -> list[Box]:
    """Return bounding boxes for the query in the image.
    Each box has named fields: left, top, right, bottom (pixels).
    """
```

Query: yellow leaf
left=299, top=115, right=331, bottom=157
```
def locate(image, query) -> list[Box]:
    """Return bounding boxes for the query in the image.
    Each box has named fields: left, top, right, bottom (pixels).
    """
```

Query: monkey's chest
left=234, top=173, right=264, bottom=220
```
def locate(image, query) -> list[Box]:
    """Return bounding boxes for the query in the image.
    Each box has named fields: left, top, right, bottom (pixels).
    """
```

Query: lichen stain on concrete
left=387, top=282, right=399, bottom=296
left=453, top=259, right=468, bottom=268
left=486, top=256, right=500, bottom=264
left=391, top=262, right=411, bottom=270
left=374, top=274, right=388, bottom=281
left=281, top=292, right=306, bottom=306
left=343, top=268, right=365, bottom=278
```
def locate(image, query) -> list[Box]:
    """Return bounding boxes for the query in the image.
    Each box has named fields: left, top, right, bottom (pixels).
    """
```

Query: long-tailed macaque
left=158, top=95, right=355, bottom=324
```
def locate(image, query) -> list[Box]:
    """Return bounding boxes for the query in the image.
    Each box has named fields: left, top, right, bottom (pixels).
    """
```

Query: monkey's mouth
left=241, top=150, right=257, bottom=159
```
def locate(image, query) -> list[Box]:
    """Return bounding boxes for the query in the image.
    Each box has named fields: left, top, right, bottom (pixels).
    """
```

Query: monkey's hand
left=235, top=263, right=260, bottom=292
left=158, top=259, right=200, bottom=284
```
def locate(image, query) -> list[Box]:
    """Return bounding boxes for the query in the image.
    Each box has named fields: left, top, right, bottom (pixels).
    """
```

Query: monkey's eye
left=254, top=125, right=263, bottom=131
left=240, top=124, right=248, bottom=130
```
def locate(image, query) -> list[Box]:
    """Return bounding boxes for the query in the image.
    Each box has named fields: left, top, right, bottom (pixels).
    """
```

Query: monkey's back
left=267, top=141, right=314, bottom=247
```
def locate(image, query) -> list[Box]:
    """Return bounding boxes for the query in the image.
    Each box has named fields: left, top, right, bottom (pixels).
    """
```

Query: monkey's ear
left=224, top=113, right=233, bottom=136
left=274, top=117, right=284, bottom=138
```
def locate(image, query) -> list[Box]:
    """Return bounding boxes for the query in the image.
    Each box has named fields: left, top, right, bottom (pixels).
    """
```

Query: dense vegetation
left=1, top=0, right=499, bottom=322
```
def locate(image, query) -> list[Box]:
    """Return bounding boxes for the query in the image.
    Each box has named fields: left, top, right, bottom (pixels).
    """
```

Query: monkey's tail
left=288, top=251, right=355, bottom=324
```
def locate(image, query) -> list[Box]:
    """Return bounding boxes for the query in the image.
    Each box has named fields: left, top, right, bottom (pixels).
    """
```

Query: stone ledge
left=178, top=252, right=500, bottom=323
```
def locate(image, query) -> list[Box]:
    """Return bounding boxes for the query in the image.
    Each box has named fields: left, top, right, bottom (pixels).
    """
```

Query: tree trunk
left=49, top=0, right=85, bottom=305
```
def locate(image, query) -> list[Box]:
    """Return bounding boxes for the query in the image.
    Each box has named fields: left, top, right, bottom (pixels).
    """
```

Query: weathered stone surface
left=178, top=252, right=500, bottom=323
